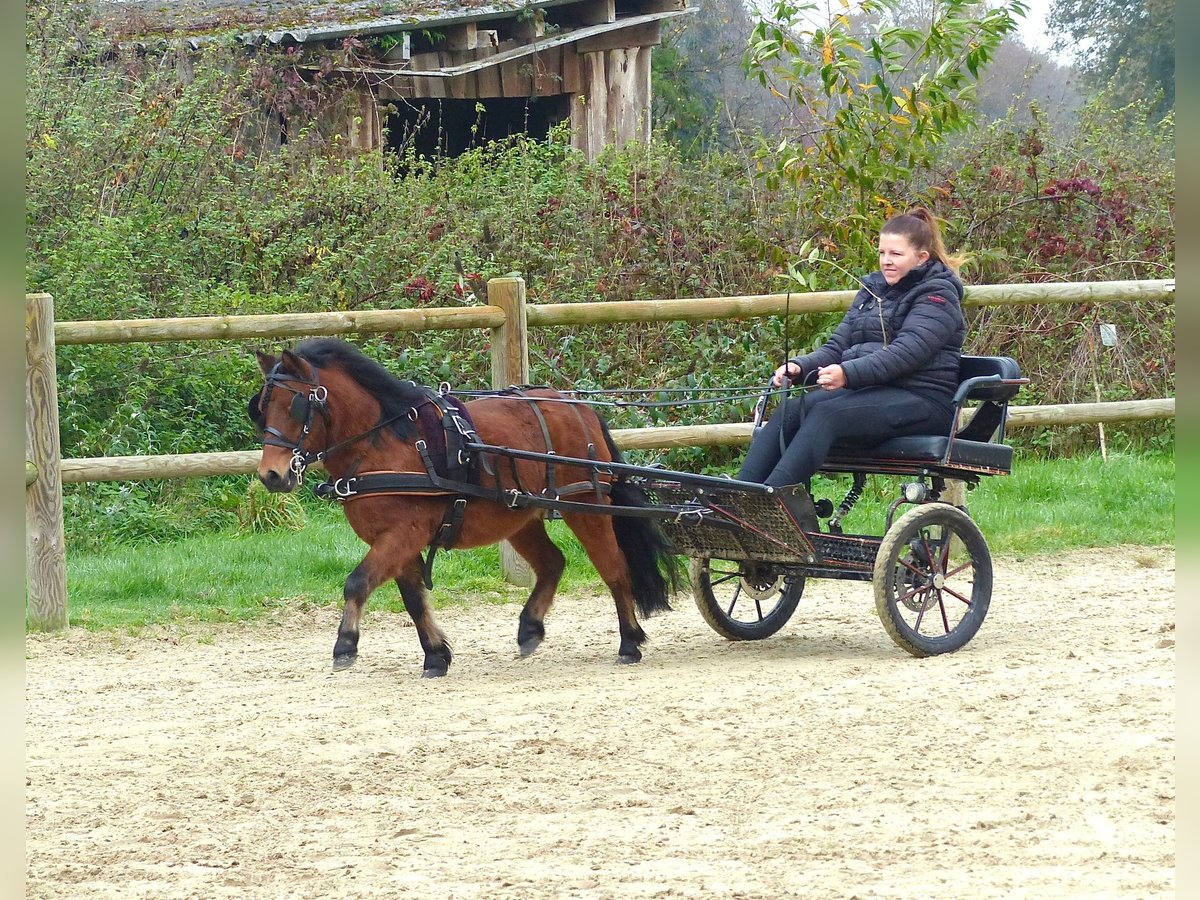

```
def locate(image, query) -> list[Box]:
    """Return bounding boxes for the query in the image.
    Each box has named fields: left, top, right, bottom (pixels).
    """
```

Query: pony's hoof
left=616, top=653, right=642, bottom=665
left=332, top=654, right=357, bottom=671
left=422, top=666, right=448, bottom=679
left=518, top=636, right=543, bottom=658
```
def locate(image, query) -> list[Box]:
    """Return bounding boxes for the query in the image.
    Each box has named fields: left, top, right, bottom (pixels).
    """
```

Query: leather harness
left=259, top=367, right=614, bottom=588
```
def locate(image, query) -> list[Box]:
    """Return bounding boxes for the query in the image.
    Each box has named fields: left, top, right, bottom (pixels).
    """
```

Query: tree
left=745, top=0, right=1025, bottom=262
left=1047, top=0, right=1173, bottom=118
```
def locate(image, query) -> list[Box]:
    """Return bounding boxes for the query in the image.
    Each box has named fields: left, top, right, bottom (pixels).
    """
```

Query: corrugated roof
left=94, top=0, right=582, bottom=44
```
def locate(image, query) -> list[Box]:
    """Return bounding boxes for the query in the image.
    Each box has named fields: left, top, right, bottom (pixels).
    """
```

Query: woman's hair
left=880, top=206, right=965, bottom=275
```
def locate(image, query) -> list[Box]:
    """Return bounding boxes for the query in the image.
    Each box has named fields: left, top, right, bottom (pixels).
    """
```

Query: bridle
left=256, top=361, right=443, bottom=484
left=257, top=363, right=330, bottom=483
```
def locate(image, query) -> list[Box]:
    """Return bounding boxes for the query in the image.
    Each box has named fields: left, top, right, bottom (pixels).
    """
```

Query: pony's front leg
left=395, top=561, right=453, bottom=678
left=333, top=547, right=414, bottom=671
left=333, top=557, right=380, bottom=670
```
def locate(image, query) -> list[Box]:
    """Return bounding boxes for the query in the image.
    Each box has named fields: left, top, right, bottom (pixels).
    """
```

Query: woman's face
left=878, top=233, right=930, bottom=285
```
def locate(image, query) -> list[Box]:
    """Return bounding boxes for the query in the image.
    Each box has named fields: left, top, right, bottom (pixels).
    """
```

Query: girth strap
left=505, top=387, right=556, bottom=497
left=423, top=497, right=468, bottom=589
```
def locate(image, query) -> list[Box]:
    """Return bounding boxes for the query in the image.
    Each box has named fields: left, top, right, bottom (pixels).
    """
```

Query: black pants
left=737, top=385, right=953, bottom=487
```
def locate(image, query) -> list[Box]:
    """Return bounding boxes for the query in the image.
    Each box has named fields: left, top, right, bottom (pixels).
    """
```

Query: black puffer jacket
left=790, top=260, right=965, bottom=404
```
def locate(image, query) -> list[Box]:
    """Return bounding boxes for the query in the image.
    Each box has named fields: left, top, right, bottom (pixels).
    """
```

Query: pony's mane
left=293, top=338, right=429, bottom=437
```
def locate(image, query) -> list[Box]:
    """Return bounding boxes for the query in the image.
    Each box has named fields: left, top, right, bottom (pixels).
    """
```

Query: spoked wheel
left=874, top=503, right=993, bottom=657
left=690, top=557, right=805, bottom=641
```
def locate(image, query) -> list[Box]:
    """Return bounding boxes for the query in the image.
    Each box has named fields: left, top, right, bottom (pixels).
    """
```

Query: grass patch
left=55, top=452, right=1173, bottom=631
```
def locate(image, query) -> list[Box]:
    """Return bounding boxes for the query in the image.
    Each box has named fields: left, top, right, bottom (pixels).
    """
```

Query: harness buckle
left=333, top=477, right=356, bottom=499
left=505, top=489, right=522, bottom=509
left=438, top=381, right=452, bottom=396
left=289, top=451, right=307, bottom=484
left=310, top=385, right=328, bottom=404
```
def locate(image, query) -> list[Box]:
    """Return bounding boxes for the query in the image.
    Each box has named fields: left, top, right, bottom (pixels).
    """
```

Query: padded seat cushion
left=828, top=436, right=1013, bottom=472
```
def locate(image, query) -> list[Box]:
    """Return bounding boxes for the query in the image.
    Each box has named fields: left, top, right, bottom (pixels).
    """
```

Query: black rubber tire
left=874, top=503, right=993, bottom=657
left=690, top=557, right=805, bottom=641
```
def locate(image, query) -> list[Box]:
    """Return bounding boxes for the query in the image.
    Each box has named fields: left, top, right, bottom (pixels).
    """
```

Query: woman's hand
left=816, top=364, right=846, bottom=390
left=771, top=362, right=802, bottom=387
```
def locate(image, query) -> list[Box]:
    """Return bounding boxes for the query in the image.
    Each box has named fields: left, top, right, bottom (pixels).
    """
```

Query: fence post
left=487, top=276, right=535, bottom=586
left=26, top=293, right=68, bottom=631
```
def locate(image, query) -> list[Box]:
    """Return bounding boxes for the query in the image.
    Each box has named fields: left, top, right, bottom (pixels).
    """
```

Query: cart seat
left=822, top=356, right=1025, bottom=477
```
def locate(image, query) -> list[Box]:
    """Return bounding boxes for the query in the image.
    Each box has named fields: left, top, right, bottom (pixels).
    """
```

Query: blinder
left=247, top=391, right=265, bottom=429
left=289, top=392, right=311, bottom=424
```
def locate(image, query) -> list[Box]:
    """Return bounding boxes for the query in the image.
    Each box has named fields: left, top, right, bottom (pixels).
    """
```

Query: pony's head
left=252, top=347, right=330, bottom=492
left=251, top=338, right=434, bottom=492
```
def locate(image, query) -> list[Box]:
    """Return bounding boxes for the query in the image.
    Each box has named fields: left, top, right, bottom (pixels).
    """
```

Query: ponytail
left=880, top=206, right=965, bottom=275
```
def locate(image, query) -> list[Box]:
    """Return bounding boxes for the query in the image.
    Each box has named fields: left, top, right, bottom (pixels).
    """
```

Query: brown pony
left=250, top=338, right=677, bottom=677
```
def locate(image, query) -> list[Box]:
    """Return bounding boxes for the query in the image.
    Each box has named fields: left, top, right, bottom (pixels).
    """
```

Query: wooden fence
left=25, top=278, right=1176, bottom=629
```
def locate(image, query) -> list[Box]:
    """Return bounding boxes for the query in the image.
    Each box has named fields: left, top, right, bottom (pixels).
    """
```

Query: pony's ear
left=279, top=349, right=314, bottom=380
left=256, top=350, right=278, bottom=375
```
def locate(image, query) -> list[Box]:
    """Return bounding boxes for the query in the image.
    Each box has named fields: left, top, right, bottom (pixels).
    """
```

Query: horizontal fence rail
left=525, top=280, right=1176, bottom=327
left=27, top=277, right=1176, bottom=629
left=55, top=305, right=507, bottom=345
left=53, top=280, right=1175, bottom=343
left=54, top=398, right=1177, bottom=483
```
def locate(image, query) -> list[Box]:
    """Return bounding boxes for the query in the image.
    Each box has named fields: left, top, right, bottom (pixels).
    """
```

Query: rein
left=445, top=385, right=777, bottom=410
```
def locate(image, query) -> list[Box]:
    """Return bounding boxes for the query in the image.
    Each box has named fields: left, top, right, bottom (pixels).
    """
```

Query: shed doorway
left=385, top=95, right=572, bottom=158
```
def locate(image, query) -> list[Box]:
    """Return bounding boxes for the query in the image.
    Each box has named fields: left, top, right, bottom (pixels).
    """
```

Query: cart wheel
left=874, top=503, right=992, bottom=657
left=690, top=557, right=805, bottom=641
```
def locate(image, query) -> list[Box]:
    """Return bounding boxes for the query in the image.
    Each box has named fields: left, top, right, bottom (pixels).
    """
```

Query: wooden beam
left=532, top=45, right=565, bottom=96
left=487, top=276, right=534, bottom=587
left=61, top=451, right=265, bottom=483
left=577, top=50, right=607, bottom=159
left=605, top=47, right=636, bottom=145
left=607, top=398, right=1178, bottom=450
left=525, top=280, right=1176, bottom=326
left=344, top=85, right=380, bottom=151
left=444, top=22, right=478, bottom=51
left=576, top=21, right=661, bottom=52
left=315, top=12, right=693, bottom=80
left=626, top=0, right=686, bottom=12
left=561, top=43, right=581, bottom=93
left=55, top=306, right=506, bottom=345
left=382, top=32, right=411, bottom=61
left=509, top=10, right=546, bottom=43
left=634, top=41, right=652, bottom=141
left=565, top=0, right=616, bottom=25
left=476, top=44, right=502, bottom=96
left=26, top=294, right=68, bottom=630
left=500, top=57, right=532, bottom=97
left=446, top=49, right=470, bottom=99
left=49, top=397, right=1175, bottom=485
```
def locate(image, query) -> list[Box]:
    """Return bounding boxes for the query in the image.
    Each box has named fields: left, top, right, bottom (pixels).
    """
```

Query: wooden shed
left=97, top=0, right=696, bottom=160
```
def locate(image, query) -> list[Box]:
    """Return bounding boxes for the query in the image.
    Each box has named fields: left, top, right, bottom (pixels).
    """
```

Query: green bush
left=27, top=2, right=1174, bottom=549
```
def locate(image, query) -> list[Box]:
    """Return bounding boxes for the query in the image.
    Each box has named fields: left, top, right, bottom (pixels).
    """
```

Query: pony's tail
left=599, top=420, right=681, bottom=617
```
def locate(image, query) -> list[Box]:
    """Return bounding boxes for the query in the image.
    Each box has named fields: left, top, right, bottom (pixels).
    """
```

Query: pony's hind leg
left=395, top=561, right=453, bottom=678
left=561, top=511, right=645, bottom=664
left=505, top=519, right=566, bottom=657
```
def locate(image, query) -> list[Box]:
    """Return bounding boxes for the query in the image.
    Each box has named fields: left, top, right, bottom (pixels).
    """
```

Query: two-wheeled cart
left=469, top=355, right=1025, bottom=656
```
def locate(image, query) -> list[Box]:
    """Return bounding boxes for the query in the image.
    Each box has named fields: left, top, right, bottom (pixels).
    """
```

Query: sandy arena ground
left=26, top=546, right=1175, bottom=898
